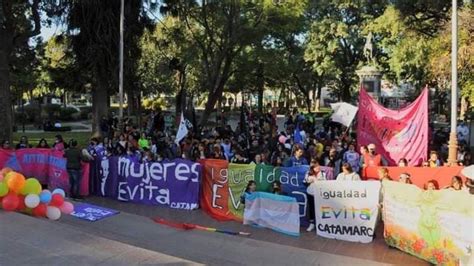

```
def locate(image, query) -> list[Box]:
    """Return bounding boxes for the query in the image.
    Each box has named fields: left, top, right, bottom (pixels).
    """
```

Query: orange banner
left=362, top=166, right=466, bottom=189
left=199, top=159, right=232, bottom=221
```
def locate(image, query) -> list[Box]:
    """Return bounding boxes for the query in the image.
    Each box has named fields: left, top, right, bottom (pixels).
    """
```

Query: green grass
left=13, top=132, right=92, bottom=148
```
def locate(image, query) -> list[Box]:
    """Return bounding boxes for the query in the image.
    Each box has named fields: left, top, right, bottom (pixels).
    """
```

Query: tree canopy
left=0, top=0, right=472, bottom=139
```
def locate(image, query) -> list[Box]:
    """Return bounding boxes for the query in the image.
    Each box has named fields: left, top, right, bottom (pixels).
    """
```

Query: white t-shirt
left=336, top=172, right=361, bottom=181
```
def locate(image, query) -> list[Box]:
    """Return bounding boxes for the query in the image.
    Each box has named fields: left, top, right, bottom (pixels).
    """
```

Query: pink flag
left=357, top=88, right=428, bottom=166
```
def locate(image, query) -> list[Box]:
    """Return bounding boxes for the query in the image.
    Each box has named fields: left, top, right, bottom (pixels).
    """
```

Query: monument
left=357, top=32, right=382, bottom=102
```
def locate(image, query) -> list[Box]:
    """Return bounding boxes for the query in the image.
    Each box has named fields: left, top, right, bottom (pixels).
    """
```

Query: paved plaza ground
left=1, top=196, right=427, bottom=265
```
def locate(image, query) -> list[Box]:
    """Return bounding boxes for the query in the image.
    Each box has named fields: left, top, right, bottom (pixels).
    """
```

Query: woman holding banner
left=305, top=160, right=327, bottom=232
left=336, top=163, right=361, bottom=181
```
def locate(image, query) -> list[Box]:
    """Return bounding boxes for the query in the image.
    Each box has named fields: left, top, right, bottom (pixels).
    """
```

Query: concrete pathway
left=0, top=212, right=200, bottom=265
left=1, top=194, right=429, bottom=266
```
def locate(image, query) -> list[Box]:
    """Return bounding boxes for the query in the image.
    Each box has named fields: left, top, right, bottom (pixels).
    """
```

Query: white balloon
left=46, top=206, right=61, bottom=220
left=24, top=194, right=40, bottom=208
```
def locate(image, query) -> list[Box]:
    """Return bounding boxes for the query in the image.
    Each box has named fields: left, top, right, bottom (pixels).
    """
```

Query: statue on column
left=363, top=32, right=375, bottom=65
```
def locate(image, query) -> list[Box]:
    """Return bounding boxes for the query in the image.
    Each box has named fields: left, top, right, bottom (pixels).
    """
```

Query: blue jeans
left=68, top=169, right=82, bottom=197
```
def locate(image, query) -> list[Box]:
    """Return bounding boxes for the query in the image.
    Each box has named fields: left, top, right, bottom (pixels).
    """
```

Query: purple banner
left=97, top=156, right=201, bottom=210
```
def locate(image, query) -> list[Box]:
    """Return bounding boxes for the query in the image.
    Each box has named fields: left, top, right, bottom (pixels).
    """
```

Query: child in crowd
left=377, top=167, right=392, bottom=181
left=445, top=176, right=464, bottom=191
left=398, top=173, right=413, bottom=184
left=240, top=180, right=256, bottom=205
left=424, top=179, right=439, bottom=190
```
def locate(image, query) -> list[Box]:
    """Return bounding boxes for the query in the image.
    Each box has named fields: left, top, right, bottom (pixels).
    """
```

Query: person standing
left=64, top=139, right=84, bottom=200
left=361, top=143, right=386, bottom=167
left=305, top=160, right=327, bottom=232
left=284, top=145, right=309, bottom=167
left=336, top=163, right=361, bottom=181
left=342, top=143, right=360, bottom=173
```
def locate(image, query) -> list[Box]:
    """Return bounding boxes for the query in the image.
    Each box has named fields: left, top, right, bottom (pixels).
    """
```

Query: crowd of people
left=0, top=107, right=472, bottom=202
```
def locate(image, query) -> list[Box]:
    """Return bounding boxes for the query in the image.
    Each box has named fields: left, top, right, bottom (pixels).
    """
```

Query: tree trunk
left=341, top=83, right=351, bottom=102
left=199, top=55, right=233, bottom=127
left=305, top=96, right=312, bottom=113
left=200, top=88, right=223, bottom=127
left=314, top=85, right=322, bottom=111
left=92, top=85, right=109, bottom=137
left=0, top=45, right=13, bottom=142
left=257, top=63, right=264, bottom=114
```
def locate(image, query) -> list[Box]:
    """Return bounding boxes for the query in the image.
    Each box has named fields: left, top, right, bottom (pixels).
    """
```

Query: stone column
left=357, top=66, right=382, bottom=102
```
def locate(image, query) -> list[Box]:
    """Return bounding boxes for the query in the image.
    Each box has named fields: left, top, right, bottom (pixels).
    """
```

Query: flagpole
left=118, top=0, right=124, bottom=121
left=447, top=0, right=458, bottom=165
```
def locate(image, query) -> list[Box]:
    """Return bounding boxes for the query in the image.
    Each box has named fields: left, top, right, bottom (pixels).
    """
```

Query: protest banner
left=0, top=148, right=89, bottom=196
left=200, top=160, right=317, bottom=225
left=383, top=180, right=474, bottom=265
left=199, top=159, right=232, bottom=220
left=312, top=181, right=381, bottom=243
left=357, top=88, right=428, bottom=166
left=96, top=157, right=201, bottom=210
left=199, top=159, right=255, bottom=221
left=244, top=192, right=300, bottom=236
left=71, top=202, right=120, bottom=222
left=227, top=163, right=256, bottom=220
left=279, top=166, right=311, bottom=226
left=254, top=164, right=281, bottom=192
left=362, top=166, right=466, bottom=189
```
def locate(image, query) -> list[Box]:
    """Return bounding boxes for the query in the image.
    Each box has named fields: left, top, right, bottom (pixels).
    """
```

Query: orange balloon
left=6, top=172, right=26, bottom=194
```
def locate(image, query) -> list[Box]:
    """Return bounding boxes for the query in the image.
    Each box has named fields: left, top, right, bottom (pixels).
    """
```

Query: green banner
left=254, top=164, right=281, bottom=192
left=227, top=163, right=256, bottom=219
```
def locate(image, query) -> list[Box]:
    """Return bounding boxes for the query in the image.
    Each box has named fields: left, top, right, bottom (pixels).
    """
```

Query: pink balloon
left=278, top=135, right=287, bottom=144
left=59, top=201, right=74, bottom=214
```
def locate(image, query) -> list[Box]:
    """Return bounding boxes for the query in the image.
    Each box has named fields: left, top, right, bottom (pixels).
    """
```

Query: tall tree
left=63, top=0, right=153, bottom=134
left=160, top=0, right=266, bottom=126
left=305, top=1, right=387, bottom=101
left=0, top=0, right=42, bottom=141
left=429, top=5, right=473, bottom=116
left=367, top=5, right=432, bottom=87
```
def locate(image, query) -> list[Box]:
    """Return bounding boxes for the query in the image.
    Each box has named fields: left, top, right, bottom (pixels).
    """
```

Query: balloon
left=50, top=194, right=64, bottom=207
left=46, top=206, right=61, bottom=220
left=16, top=195, right=26, bottom=211
left=32, top=203, right=47, bottom=217
left=39, top=190, right=52, bottom=204
left=59, top=201, right=74, bottom=214
left=0, top=182, right=8, bottom=197
left=0, top=167, right=12, bottom=177
left=2, top=193, right=19, bottom=211
left=278, top=135, right=287, bottom=144
left=52, top=188, right=66, bottom=197
left=25, top=194, right=40, bottom=208
left=24, top=207, right=33, bottom=215
left=6, top=172, right=25, bottom=194
left=21, top=178, right=42, bottom=195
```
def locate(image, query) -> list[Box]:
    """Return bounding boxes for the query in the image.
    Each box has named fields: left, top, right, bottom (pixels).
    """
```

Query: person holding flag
left=175, top=112, right=192, bottom=145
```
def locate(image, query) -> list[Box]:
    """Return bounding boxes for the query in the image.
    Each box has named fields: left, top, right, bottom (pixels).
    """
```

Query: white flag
left=175, top=112, right=189, bottom=145
left=330, top=102, right=358, bottom=127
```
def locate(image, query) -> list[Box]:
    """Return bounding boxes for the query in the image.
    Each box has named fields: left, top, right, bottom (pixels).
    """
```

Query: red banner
left=362, top=166, right=466, bottom=189
left=357, top=88, right=428, bottom=166
left=199, top=159, right=232, bottom=221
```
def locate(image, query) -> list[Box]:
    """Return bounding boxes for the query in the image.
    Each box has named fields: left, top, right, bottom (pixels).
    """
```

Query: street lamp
left=447, top=0, right=458, bottom=165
